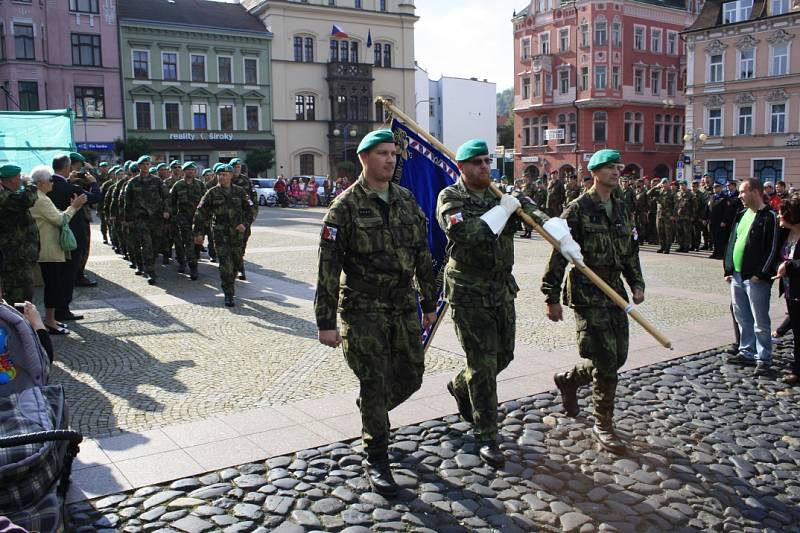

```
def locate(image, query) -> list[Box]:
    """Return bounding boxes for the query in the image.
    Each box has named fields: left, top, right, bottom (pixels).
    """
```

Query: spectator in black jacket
left=724, top=178, right=779, bottom=376
left=772, top=193, right=800, bottom=385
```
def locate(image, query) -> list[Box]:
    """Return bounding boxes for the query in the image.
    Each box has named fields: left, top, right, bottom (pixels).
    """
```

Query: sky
left=414, top=0, right=522, bottom=91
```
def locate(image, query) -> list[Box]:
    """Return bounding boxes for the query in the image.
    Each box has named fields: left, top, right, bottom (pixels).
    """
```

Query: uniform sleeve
left=513, top=193, right=550, bottom=228
left=169, top=182, right=179, bottom=214
left=192, top=190, right=211, bottom=235
left=161, top=181, right=171, bottom=216
left=540, top=206, right=577, bottom=304
left=123, top=182, right=134, bottom=222
left=314, top=202, right=348, bottom=330
left=435, top=188, right=495, bottom=244
left=0, top=184, right=38, bottom=211
left=622, top=224, right=646, bottom=294
left=241, top=189, right=255, bottom=225
left=412, top=204, right=437, bottom=314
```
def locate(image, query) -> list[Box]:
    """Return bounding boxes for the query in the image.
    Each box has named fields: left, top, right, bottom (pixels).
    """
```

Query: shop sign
left=168, top=132, right=235, bottom=141
left=76, top=142, right=115, bottom=151
left=521, top=156, right=538, bottom=163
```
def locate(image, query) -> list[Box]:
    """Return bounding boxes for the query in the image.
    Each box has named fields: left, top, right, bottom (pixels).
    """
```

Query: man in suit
left=69, top=152, right=99, bottom=287
left=48, top=154, right=101, bottom=321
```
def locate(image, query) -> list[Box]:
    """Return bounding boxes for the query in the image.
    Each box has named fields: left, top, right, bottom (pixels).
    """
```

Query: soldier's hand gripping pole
left=377, top=97, right=672, bottom=350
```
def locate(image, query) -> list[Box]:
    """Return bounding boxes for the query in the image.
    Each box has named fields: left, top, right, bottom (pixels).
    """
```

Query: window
left=544, top=72, right=552, bottom=95
left=533, top=116, right=549, bottom=146
left=612, top=66, right=620, bottom=90
left=708, top=160, right=734, bottom=183
left=523, top=118, right=531, bottom=146
left=770, top=44, right=788, bottom=76
left=360, top=96, right=369, bottom=121
left=18, top=81, right=38, bottom=111
left=581, top=67, right=589, bottom=91
left=634, top=68, right=643, bottom=93
left=133, top=50, right=149, bottom=79
left=663, top=115, right=673, bottom=144
left=771, top=0, right=789, bottom=15
left=14, top=24, right=34, bottom=60
left=533, top=73, right=541, bottom=97
left=522, top=77, right=531, bottom=100
left=350, top=41, right=359, bottom=62
left=738, top=49, right=754, bottom=79
left=673, top=115, right=683, bottom=144
left=71, top=33, right=101, bottom=66
left=559, top=70, right=569, bottom=94
left=348, top=96, right=358, bottom=120
left=651, top=70, right=661, bottom=95
left=295, top=94, right=315, bottom=120
left=305, top=37, right=314, bottom=62
left=329, top=40, right=339, bottom=62
left=192, top=103, right=208, bottom=130
left=219, top=104, right=234, bottom=129
left=580, top=22, right=589, bottom=48
left=666, top=71, right=676, bottom=96
left=379, top=0, right=387, bottom=11
left=244, top=58, right=258, bottom=85
left=69, top=0, right=99, bottom=13
left=651, top=28, right=662, bottom=53
left=300, top=154, right=315, bottom=175
left=557, top=112, right=577, bottom=143
left=612, top=20, right=621, bottom=46
left=165, top=102, right=180, bottom=129
left=654, top=114, right=662, bottom=144
left=135, top=102, right=152, bottom=130
left=375, top=100, right=388, bottom=122
left=375, top=42, right=392, bottom=67
left=667, top=31, right=677, bottom=55
left=723, top=0, right=753, bottom=23
left=753, top=159, right=783, bottom=181
left=218, top=57, right=232, bottom=84
left=559, top=28, right=569, bottom=52
left=593, top=111, right=607, bottom=142
left=707, top=108, right=722, bottom=136
left=294, top=36, right=303, bottom=62
left=540, top=32, right=550, bottom=54
left=634, top=26, right=644, bottom=50
left=354, top=0, right=362, bottom=8
left=624, top=112, right=643, bottom=143
left=709, top=54, right=723, bottom=82
left=737, top=105, right=753, bottom=135
left=74, top=86, right=104, bottom=118
left=1, top=24, right=6, bottom=61
left=246, top=105, right=259, bottom=131
left=595, top=19, right=607, bottom=46
left=595, top=65, right=607, bottom=89
left=770, top=103, right=786, bottom=133
left=521, top=37, right=531, bottom=60
left=191, top=54, right=206, bottom=82
left=162, top=52, right=178, bottom=81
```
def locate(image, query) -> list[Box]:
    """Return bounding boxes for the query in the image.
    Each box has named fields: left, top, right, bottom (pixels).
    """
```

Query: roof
left=685, top=0, right=770, bottom=32
left=632, top=0, right=686, bottom=10
left=118, top=0, right=268, bottom=35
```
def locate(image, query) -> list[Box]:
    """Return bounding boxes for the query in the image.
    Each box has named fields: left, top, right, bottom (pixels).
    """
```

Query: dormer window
left=723, top=0, right=752, bottom=24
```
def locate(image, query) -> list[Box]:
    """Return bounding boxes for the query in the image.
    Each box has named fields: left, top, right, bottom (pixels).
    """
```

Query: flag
left=366, top=29, right=372, bottom=48
left=390, top=118, right=458, bottom=349
left=331, top=24, right=349, bottom=38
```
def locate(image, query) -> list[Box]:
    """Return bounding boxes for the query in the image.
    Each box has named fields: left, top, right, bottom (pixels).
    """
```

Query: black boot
left=238, top=267, right=246, bottom=281
left=447, top=381, right=473, bottom=423
left=592, top=377, right=626, bottom=454
left=478, top=441, right=505, bottom=468
left=363, top=457, right=398, bottom=496
left=224, top=293, right=235, bottom=307
left=162, top=255, right=171, bottom=265
left=177, top=262, right=187, bottom=274
left=147, top=272, right=157, bottom=285
left=554, top=371, right=580, bottom=417
left=189, top=264, right=198, bottom=280
left=656, top=248, right=664, bottom=254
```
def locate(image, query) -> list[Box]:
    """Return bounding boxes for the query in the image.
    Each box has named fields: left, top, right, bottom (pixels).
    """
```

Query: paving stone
left=170, top=516, right=213, bottom=533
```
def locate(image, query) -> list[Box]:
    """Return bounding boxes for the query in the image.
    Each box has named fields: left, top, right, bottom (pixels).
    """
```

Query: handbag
left=59, top=215, right=77, bottom=252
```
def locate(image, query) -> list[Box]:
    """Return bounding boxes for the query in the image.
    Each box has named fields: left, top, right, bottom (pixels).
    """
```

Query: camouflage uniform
left=436, top=180, right=549, bottom=442
left=98, top=177, right=115, bottom=243
left=124, top=172, right=168, bottom=277
left=170, top=178, right=206, bottom=269
left=634, top=186, right=649, bottom=243
left=620, top=184, right=636, bottom=216
left=110, top=175, right=133, bottom=260
left=232, top=173, right=258, bottom=266
left=693, top=186, right=710, bottom=250
left=0, top=183, right=39, bottom=304
left=546, top=177, right=566, bottom=217
left=193, top=184, right=254, bottom=297
left=533, top=183, right=547, bottom=210
left=541, top=187, right=644, bottom=432
left=649, top=186, right=675, bottom=252
left=674, top=188, right=694, bottom=252
left=565, top=182, right=582, bottom=207
left=314, top=176, right=436, bottom=459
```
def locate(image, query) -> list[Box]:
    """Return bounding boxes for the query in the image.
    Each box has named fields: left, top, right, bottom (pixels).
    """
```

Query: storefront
left=145, top=133, right=275, bottom=174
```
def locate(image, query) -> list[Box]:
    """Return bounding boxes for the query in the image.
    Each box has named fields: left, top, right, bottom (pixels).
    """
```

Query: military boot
left=363, top=456, right=398, bottom=496
left=554, top=371, right=581, bottom=417
left=238, top=267, right=246, bottom=281
left=592, top=377, right=626, bottom=454
left=224, top=293, right=235, bottom=307
left=147, top=272, right=157, bottom=286
left=177, top=262, right=187, bottom=274
left=189, top=264, right=199, bottom=281
left=478, top=441, right=505, bottom=468
left=447, top=381, right=473, bottom=422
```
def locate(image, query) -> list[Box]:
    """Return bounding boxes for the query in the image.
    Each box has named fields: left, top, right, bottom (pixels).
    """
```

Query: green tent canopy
left=0, top=109, right=75, bottom=174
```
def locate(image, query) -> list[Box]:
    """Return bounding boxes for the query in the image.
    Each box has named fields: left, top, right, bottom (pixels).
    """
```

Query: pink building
left=512, top=0, right=699, bottom=182
left=684, top=0, right=800, bottom=185
left=0, top=0, right=123, bottom=159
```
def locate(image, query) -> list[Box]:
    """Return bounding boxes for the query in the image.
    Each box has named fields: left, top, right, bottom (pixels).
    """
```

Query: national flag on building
left=366, top=29, right=372, bottom=48
left=331, top=24, right=348, bottom=38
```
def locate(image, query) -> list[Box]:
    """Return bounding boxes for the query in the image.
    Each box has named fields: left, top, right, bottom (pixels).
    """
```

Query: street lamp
left=333, top=123, right=359, bottom=178
left=683, top=128, right=708, bottom=180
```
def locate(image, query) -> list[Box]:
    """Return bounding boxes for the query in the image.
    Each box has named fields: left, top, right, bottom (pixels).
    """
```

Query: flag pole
left=378, top=97, right=671, bottom=350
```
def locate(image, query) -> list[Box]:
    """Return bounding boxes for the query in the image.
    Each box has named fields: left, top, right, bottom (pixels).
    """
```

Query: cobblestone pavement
left=50, top=207, right=734, bottom=439
left=69, top=339, right=800, bottom=533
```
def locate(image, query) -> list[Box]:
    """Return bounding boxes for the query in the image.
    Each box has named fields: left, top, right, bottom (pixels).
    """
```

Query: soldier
left=230, top=158, right=258, bottom=280
left=521, top=177, right=537, bottom=238
left=649, top=178, right=675, bottom=253
left=124, top=156, right=170, bottom=284
left=542, top=149, right=645, bottom=454
left=709, top=182, right=727, bottom=259
left=533, top=179, right=548, bottom=209
left=97, top=164, right=118, bottom=245
left=581, top=174, right=593, bottom=195
left=546, top=171, right=566, bottom=217
left=0, top=164, right=39, bottom=304
left=154, top=163, right=175, bottom=264
left=193, top=164, right=253, bottom=307
left=620, top=176, right=636, bottom=216
left=644, top=177, right=658, bottom=244
left=437, top=139, right=583, bottom=468
left=565, top=174, right=581, bottom=206
left=168, top=160, right=183, bottom=188
left=674, top=180, right=695, bottom=253
left=314, top=129, right=437, bottom=495
left=692, top=180, right=710, bottom=251
left=171, top=162, right=206, bottom=279
left=634, top=179, right=649, bottom=244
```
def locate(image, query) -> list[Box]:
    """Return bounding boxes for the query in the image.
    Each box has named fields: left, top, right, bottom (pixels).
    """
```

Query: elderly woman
left=28, top=165, right=87, bottom=334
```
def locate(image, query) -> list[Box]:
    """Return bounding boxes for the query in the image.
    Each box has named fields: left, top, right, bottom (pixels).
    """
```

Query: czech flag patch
left=321, top=224, right=338, bottom=242
left=449, top=212, right=464, bottom=227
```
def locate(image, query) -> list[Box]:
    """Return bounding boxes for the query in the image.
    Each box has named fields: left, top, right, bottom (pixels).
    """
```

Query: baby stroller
left=0, top=302, right=82, bottom=533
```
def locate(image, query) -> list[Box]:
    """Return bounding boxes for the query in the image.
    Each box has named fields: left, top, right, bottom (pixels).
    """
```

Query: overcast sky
left=415, top=0, right=521, bottom=91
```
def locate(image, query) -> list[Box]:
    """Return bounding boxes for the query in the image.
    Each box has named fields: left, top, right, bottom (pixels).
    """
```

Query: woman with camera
left=773, top=193, right=800, bottom=385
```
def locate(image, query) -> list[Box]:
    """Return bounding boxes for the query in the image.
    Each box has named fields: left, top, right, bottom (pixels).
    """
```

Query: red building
left=512, top=0, right=700, bottom=181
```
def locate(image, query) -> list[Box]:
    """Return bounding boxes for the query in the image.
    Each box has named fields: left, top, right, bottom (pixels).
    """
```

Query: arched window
left=295, top=94, right=316, bottom=121
left=294, top=35, right=314, bottom=62
left=299, top=153, right=315, bottom=175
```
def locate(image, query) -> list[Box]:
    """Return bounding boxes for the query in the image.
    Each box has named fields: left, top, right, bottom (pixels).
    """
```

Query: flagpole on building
left=377, top=97, right=672, bottom=350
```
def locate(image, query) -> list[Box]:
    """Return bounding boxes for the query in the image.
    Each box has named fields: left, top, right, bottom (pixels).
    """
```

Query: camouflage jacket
left=314, top=175, right=436, bottom=330
left=170, top=179, right=207, bottom=223
left=565, top=183, right=582, bottom=205
left=694, top=189, right=709, bottom=219
left=0, top=183, right=40, bottom=267
left=533, top=188, right=547, bottom=209
left=108, top=176, right=131, bottom=218
left=648, top=187, right=674, bottom=217
left=634, top=189, right=649, bottom=214
left=123, top=174, right=167, bottom=223
left=675, top=190, right=695, bottom=219
left=192, top=184, right=254, bottom=237
left=546, top=179, right=566, bottom=212
left=620, top=187, right=636, bottom=214
left=233, top=174, right=258, bottom=217
left=436, top=178, right=549, bottom=307
left=97, top=178, right=115, bottom=216
left=541, top=187, right=644, bottom=308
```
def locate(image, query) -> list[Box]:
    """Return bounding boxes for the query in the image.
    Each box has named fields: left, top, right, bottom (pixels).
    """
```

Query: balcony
left=532, top=54, right=553, bottom=73
left=327, top=62, right=373, bottom=81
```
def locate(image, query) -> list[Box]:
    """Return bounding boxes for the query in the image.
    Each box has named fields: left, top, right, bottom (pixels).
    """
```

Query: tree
left=496, top=87, right=514, bottom=117
left=79, top=150, right=99, bottom=166
left=336, top=161, right=356, bottom=178
left=245, top=147, right=275, bottom=177
left=113, top=137, right=152, bottom=161
left=497, top=114, right=514, bottom=149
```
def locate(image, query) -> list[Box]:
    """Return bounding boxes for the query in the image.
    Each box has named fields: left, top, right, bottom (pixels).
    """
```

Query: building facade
left=684, top=0, right=800, bottom=185
left=241, top=0, right=417, bottom=178
left=512, top=0, right=699, bottom=182
left=118, top=0, right=274, bottom=170
left=0, top=0, right=123, bottom=160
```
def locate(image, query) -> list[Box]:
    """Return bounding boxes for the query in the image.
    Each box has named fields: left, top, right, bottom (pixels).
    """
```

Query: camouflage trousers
left=174, top=219, right=198, bottom=266
left=693, top=219, right=710, bottom=249
left=675, top=218, right=692, bottom=249
left=564, top=306, right=628, bottom=423
left=341, top=309, right=424, bottom=458
left=133, top=222, right=160, bottom=273
left=450, top=302, right=516, bottom=442
left=213, top=230, right=244, bottom=295
left=99, top=213, right=109, bottom=241
left=635, top=211, right=648, bottom=243
left=0, top=265, right=35, bottom=305
left=656, top=215, right=673, bottom=249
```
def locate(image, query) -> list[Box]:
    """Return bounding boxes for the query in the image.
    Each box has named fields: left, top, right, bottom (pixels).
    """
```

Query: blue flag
left=390, top=119, right=458, bottom=349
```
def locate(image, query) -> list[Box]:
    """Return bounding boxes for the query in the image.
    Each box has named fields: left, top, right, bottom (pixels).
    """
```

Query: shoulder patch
left=321, top=224, right=338, bottom=242
left=448, top=212, right=464, bottom=227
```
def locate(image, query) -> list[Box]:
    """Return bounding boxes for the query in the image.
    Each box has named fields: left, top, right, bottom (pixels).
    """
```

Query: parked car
left=251, top=178, right=277, bottom=207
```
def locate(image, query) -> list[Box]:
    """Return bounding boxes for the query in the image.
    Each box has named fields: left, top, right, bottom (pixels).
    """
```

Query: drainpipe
left=571, top=1, right=580, bottom=176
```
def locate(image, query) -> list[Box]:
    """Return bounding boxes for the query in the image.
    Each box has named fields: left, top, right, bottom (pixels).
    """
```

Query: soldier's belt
left=447, top=259, right=511, bottom=281
left=343, top=274, right=412, bottom=300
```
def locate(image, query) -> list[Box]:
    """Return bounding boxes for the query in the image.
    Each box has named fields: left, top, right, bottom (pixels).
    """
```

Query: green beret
left=587, top=149, right=621, bottom=171
left=108, top=165, right=118, bottom=173
left=0, top=164, right=22, bottom=179
left=230, top=158, right=242, bottom=165
left=455, top=139, right=489, bottom=162
left=169, top=160, right=181, bottom=167
left=678, top=180, right=688, bottom=185
left=122, top=162, right=131, bottom=171
left=660, top=177, right=669, bottom=185
left=155, top=163, right=167, bottom=170
left=98, top=162, right=109, bottom=168
left=130, top=163, right=140, bottom=172
left=202, top=168, right=213, bottom=175
left=69, top=151, right=86, bottom=162
left=217, top=164, right=234, bottom=173
left=136, top=155, right=151, bottom=164
left=182, top=161, right=197, bottom=171
left=148, top=166, right=157, bottom=173
left=357, top=129, right=394, bottom=154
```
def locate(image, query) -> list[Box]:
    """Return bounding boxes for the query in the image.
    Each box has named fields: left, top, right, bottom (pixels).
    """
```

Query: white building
left=416, top=66, right=497, bottom=155
left=240, top=0, right=418, bottom=178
